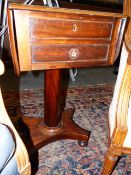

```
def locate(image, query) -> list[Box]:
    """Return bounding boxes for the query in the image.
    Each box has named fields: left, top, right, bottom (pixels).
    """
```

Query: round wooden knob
left=69, top=48, right=79, bottom=59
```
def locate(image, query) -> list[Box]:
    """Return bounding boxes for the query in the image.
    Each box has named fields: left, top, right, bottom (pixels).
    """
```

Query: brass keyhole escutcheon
left=69, top=48, right=79, bottom=59
left=73, top=24, right=78, bottom=32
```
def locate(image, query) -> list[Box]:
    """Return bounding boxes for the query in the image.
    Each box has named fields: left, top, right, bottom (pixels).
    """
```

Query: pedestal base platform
left=22, top=108, right=90, bottom=149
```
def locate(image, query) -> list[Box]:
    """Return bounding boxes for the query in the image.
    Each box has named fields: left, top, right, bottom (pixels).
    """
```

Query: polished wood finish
left=44, top=69, right=61, bottom=127
left=8, top=3, right=127, bottom=73
left=7, top=3, right=127, bottom=152
left=2, top=0, right=123, bottom=68
left=23, top=108, right=90, bottom=149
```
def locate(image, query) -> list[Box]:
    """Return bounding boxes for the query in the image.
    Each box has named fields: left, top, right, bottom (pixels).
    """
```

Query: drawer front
left=31, top=44, right=108, bottom=63
left=30, top=17, right=113, bottom=41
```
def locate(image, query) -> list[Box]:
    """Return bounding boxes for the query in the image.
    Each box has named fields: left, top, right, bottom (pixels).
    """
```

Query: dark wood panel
left=30, top=17, right=113, bottom=39
left=31, top=44, right=108, bottom=63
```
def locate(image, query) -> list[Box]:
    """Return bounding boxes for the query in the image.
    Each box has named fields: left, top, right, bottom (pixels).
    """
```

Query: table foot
left=61, top=108, right=90, bottom=142
left=78, top=140, right=89, bottom=147
left=22, top=108, right=90, bottom=150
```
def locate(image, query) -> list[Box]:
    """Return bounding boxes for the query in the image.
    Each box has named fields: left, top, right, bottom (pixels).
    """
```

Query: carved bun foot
left=78, top=140, right=88, bottom=147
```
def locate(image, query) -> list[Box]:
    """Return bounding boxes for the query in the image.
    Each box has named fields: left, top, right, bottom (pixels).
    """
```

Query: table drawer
left=31, top=44, right=108, bottom=63
left=30, top=17, right=113, bottom=40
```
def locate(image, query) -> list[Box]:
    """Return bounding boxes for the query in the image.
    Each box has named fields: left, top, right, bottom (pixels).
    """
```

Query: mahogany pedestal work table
left=7, top=3, right=127, bottom=149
